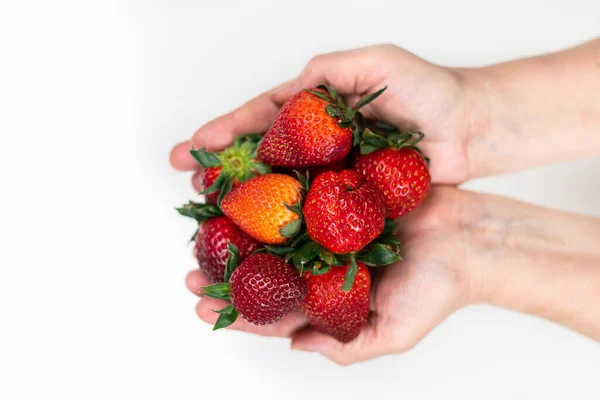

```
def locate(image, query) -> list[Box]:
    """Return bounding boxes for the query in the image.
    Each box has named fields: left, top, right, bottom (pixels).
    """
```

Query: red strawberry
left=191, top=134, right=270, bottom=204
left=302, top=261, right=371, bottom=343
left=353, top=123, right=431, bottom=217
left=203, top=253, right=308, bottom=327
left=303, top=170, right=385, bottom=254
left=194, top=216, right=261, bottom=283
left=195, top=166, right=224, bottom=204
left=258, top=86, right=386, bottom=167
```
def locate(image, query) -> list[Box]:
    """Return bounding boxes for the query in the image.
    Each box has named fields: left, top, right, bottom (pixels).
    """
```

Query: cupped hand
left=185, top=187, right=487, bottom=365
left=170, top=44, right=486, bottom=186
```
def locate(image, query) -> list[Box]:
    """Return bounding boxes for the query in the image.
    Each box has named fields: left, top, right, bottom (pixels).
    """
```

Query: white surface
left=1, top=1, right=599, bottom=399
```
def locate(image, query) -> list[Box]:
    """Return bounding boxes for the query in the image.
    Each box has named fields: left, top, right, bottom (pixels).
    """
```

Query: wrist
left=453, top=65, right=517, bottom=180
left=464, top=194, right=600, bottom=339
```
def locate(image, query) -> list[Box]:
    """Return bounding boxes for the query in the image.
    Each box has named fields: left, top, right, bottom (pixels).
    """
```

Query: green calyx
left=359, top=121, right=428, bottom=162
left=305, top=85, right=387, bottom=146
left=278, top=170, right=310, bottom=239
left=176, top=201, right=223, bottom=242
left=265, top=218, right=402, bottom=292
left=176, top=201, right=223, bottom=222
left=189, top=133, right=271, bottom=205
left=201, top=241, right=242, bottom=330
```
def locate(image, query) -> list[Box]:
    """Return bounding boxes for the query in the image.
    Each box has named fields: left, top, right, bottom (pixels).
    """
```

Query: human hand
left=170, top=44, right=487, bottom=185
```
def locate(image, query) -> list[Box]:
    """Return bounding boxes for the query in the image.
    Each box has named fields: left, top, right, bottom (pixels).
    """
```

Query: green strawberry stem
left=359, top=121, right=427, bottom=159
left=305, top=85, right=387, bottom=146
left=176, top=201, right=222, bottom=222
left=189, top=134, right=271, bottom=204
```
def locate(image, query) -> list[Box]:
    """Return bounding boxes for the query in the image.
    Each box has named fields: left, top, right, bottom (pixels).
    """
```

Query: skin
left=171, top=39, right=600, bottom=365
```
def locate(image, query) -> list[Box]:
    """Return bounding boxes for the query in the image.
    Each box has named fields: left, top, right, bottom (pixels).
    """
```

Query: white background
left=1, top=1, right=599, bottom=399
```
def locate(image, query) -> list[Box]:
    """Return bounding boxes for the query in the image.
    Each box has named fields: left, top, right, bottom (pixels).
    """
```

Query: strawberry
left=176, top=202, right=261, bottom=283
left=195, top=166, right=223, bottom=204
left=193, top=216, right=261, bottom=283
left=302, top=261, right=371, bottom=343
left=221, top=173, right=304, bottom=245
left=190, top=134, right=270, bottom=204
left=353, top=122, right=431, bottom=217
left=303, top=170, right=385, bottom=254
left=203, top=252, right=308, bottom=328
left=258, top=85, right=386, bottom=167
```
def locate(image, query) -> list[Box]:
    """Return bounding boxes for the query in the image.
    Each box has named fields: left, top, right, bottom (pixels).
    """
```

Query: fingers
left=190, top=88, right=293, bottom=153
left=191, top=171, right=202, bottom=192
left=294, top=48, right=389, bottom=98
left=290, top=323, right=385, bottom=365
left=195, top=299, right=309, bottom=338
left=170, top=140, right=198, bottom=171
left=185, top=269, right=209, bottom=297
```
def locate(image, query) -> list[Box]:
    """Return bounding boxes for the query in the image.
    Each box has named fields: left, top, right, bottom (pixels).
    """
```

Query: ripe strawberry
left=191, top=134, right=270, bottom=204
left=258, top=85, right=386, bottom=167
left=302, top=261, right=371, bottom=343
left=195, top=166, right=223, bottom=204
left=303, top=170, right=385, bottom=254
left=203, top=253, right=308, bottom=327
left=194, top=216, right=261, bottom=283
left=353, top=122, right=431, bottom=217
left=221, top=173, right=304, bottom=245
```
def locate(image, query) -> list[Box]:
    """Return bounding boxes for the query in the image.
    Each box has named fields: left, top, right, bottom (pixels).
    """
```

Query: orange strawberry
left=221, top=174, right=303, bottom=244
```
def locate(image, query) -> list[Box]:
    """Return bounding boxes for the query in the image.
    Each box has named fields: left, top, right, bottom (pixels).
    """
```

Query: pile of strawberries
left=178, top=86, right=431, bottom=342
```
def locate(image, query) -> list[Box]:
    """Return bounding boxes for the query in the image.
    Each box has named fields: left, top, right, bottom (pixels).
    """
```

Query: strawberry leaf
left=264, top=245, right=295, bottom=256
left=380, top=218, right=399, bottom=238
left=279, top=219, right=302, bottom=238
left=289, top=231, right=309, bottom=247
left=190, top=148, right=222, bottom=168
left=189, top=228, right=199, bottom=243
left=295, top=241, right=319, bottom=265
left=217, top=176, right=233, bottom=206
left=352, top=86, right=387, bottom=112
left=310, top=262, right=331, bottom=276
left=337, top=119, right=354, bottom=129
left=223, top=241, right=240, bottom=282
left=360, top=128, right=389, bottom=154
left=359, top=244, right=401, bottom=266
left=342, top=256, right=358, bottom=292
left=294, top=170, right=311, bottom=191
left=202, top=283, right=231, bottom=301
left=200, top=172, right=226, bottom=195
left=305, top=88, right=332, bottom=103
left=325, top=105, right=341, bottom=118
left=212, top=304, right=238, bottom=330
left=176, top=201, right=222, bottom=222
